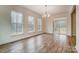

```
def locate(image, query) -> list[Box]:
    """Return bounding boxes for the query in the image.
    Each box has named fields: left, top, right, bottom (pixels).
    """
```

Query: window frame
left=28, top=16, right=35, bottom=33
left=11, top=11, right=23, bottom=35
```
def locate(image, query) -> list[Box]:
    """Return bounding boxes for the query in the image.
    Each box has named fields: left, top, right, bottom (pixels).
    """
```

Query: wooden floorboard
left=0, top=34, right=77, bottom=53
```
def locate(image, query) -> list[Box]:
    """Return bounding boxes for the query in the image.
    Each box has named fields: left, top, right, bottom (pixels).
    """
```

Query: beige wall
left=42, top=16, right=47, bottom=33
left=0, top=5, right=44, bottom=45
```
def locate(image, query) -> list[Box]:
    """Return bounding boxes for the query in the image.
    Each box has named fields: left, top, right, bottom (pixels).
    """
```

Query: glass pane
left=38, top=17, right=42, bottom=31
left=54, top=19, right=66, bottom=34
left=16, top=13, right=23, bottom=33
left=28, top=23, right=34, bottom=31
left=11, top=11, right=17, bottom=23
left=11, top=11, right=17, bottom=33
left=54, top=21, right=60, bottom=33
left=17, top=23, right=22, bottom=32
left=28, top=16, right=34, bottom=32
left=59, top=20, right=66, bottom=34
left=17, top=13, right=23, bottom=23
left=11, top=23, right=16, bottom=33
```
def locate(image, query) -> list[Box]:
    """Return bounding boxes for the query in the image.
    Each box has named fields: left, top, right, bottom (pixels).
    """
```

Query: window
left=11, top=11, right=23, bottom=35
left=28, top=16, right=35, bottom=32
left=38, top=17, right=42, bottom=31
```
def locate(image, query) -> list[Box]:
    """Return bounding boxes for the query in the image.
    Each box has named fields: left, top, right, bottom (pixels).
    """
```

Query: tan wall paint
left=42, top=16, right=47, bottom=33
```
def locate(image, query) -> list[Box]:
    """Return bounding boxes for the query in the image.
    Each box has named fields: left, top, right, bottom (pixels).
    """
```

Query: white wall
left=76, top=5, right=79, bottom=52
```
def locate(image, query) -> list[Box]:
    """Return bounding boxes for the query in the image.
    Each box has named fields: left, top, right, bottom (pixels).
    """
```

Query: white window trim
left=11, top=32, right=24, bottom=36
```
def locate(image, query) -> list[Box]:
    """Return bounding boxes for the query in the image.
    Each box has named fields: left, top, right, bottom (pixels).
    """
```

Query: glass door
left=54, top=18, right=67, bottom=35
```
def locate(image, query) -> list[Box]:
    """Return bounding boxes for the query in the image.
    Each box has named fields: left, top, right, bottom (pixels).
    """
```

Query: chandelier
left=44, top=5, right=50, bottom=18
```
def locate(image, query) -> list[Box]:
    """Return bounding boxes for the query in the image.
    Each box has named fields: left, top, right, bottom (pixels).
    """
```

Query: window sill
left=38, top=30, right=42, bottom=32
left=28, top=31, right=35, bottom=33
left=11, top=32, right=24, bottom=36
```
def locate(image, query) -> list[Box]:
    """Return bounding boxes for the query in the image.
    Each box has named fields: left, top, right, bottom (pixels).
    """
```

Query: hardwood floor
left=0, top=34, right=77, bottom=53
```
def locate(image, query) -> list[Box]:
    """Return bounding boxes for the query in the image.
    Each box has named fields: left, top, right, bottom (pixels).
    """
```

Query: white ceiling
left=22, top=5, right=72, bottom=15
